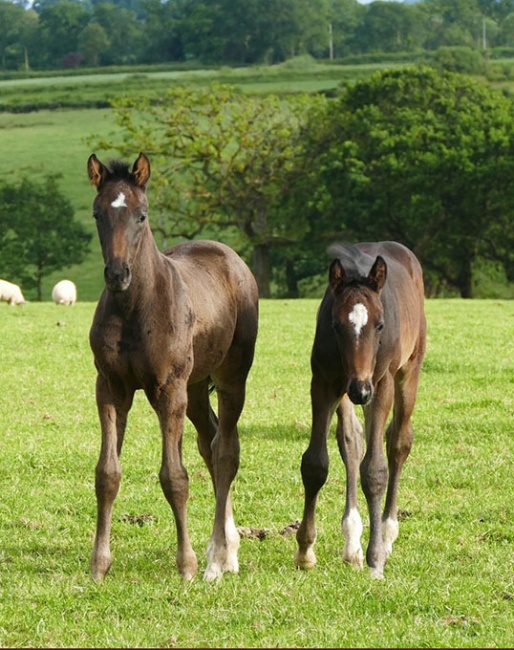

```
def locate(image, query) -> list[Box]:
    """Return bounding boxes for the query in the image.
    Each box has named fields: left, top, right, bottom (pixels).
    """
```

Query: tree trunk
left=286, top=260, right=300, bottom=298
left=458, top=258, right=473, bottom=298
left=252, top=243, right=271, bottom=298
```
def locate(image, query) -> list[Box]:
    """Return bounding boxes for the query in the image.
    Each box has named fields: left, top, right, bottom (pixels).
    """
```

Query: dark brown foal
left=87, top=152, right=258, bottom=581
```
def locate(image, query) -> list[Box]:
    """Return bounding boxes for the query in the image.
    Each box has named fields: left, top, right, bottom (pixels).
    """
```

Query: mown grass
left=0, top=61, right=403, bottom=111
left=0, top=298, right=513, bottom=647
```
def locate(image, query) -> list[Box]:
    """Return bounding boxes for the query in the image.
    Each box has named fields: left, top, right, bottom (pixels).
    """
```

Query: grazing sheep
left=0, top=279, right=27, bottom=305
left=52, top=280, right=77, bottom=306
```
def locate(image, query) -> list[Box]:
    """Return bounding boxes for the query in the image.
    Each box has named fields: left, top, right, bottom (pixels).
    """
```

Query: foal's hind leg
left=335, top=395, right=364, bottom=568
left=203, top=378, right=244, bottom=581
left=187, top=380, right=218, bottom=488
left=382, top=360, right=422, bottom=559
left=91, top=375, right=133, bottom=581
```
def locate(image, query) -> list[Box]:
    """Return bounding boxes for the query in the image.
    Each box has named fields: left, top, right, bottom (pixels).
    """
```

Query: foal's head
left=329, top=254, right=387, bottom=405
left=88, top=153, right=151, bottom=292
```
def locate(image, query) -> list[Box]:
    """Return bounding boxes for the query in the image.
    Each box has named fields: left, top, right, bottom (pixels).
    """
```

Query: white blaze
left=348, top=303, right=368, bottom=336
left=111, top=192, right=127, bottom=208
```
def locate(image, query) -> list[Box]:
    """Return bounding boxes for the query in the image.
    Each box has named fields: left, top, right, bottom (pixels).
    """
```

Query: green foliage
left=0, top=299, right=514, bottom=646
left=6, top=0, right=514, bottom=73
left=300, top=65, right=514, bottom=297
left=0, top=175, right=92, bottom=300
left=430, top=45, right=486, bottom=75
left=3, top=63, right=514, bottom=299
left=93, top=83, right=327, bottom=297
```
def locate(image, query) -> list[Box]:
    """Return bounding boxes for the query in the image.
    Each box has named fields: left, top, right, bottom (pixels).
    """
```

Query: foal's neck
left=115, top=229, right=172, bottom=313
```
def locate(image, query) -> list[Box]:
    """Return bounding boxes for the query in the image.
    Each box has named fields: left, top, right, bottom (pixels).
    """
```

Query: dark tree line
left=4, top=0, right=514, bottom=71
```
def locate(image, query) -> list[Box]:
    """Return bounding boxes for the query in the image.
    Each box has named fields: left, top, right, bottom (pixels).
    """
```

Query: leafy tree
left=0, top=175, right=92, bottom=300
left=139, top=0, right=184, bottom=63
left=78, top=22, right=110, bottom=66
left=93, top=84, right=326, bottom=297
left=0, top=1, right=38, bottom=70
left=424, top=0, right=485, bottom=49
left=179, top=0, right=330, bottom=64
left=91, top=2, right=142, bottom=65
left=36, top=0, right=89, bottom=68
left=326, top=0, right=365, bottom=59
left=301, top=66, right=514, bottom=297
left=351, top=1, right=426, bottom=53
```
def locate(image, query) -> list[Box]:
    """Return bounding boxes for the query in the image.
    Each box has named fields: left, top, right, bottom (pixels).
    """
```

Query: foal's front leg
left=335, top=394, right=364, bottom=568
left=295, top=375, right=338, bottom=570
left=91, top=375, right=133, bottom=581
left=152, top=380, right=198, bottom=581
left=360, top=373, right=394, bottom=579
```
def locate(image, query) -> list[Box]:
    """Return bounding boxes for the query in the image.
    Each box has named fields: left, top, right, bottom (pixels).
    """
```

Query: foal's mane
left=328, top=243, right=376, bottom=282
left=104, top=159, right=134, bottom=183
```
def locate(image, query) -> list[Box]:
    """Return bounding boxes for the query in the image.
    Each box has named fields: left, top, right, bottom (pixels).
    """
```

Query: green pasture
left=0, top=107, right=123, bottom=302
left=0, top=298, right=513, bottom=647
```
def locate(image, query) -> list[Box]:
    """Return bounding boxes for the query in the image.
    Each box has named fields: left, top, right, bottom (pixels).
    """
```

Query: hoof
left=177, top=550, right=198, bottom=581
left=179, top=567, right=196, bottom=582
left=91, top=554, right=112, bottom=581
left=203, top=558, right=239, bottom=582
left=369, top=566, right=385, bottom=580
left=294, top=548, right=317, bottom=570
left=342, top=546, right=364, bottom=569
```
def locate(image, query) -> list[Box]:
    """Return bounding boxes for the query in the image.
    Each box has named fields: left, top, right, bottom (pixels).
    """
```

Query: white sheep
left=0, top=279, right=27, bottom=305
left=52, top=280, right=77, bottom=306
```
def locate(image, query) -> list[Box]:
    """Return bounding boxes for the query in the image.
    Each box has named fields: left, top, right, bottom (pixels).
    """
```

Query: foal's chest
left=90, top=308, right=191, bottom=386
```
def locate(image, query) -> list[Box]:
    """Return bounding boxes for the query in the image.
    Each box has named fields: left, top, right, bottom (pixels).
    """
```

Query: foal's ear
left=132, top=152, right=151, bottom=188
left=367, top=255, right=387, bottom=292
left=87, top=153, right=107, bottom=189
left=329, top=259, right=347, bottom=293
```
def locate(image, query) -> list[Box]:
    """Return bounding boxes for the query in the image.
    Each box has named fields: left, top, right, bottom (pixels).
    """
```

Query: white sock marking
left=342, top=508, right=364, bottom=567
left=348, top=303, right=368, bottom=336
left=382, top=516, right=399, bottom=557
left=111, top=192, right=127, bottom=208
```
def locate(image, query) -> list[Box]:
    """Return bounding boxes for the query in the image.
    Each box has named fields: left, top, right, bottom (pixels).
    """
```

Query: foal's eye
left=138, top=214, right=147, bottom=224
left=92, top=213, right=99, bottom=220
left=377, top=322, right=385, bottom=332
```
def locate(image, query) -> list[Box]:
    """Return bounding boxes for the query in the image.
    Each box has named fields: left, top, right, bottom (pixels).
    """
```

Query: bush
left=429, top=46, right=486, bottom=75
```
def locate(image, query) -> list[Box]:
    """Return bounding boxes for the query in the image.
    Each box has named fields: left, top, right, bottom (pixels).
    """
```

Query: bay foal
left=87, top=153, right=258, bottom=581
left=295, top=242, right=426, bottom=578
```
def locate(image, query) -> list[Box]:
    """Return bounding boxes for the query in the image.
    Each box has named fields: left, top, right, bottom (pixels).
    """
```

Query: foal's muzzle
left=348, top=379, right=373, bottom=405
left=104, top=260, right=131, bottom=292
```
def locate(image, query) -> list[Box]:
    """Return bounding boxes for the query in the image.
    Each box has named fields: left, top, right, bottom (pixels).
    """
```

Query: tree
left=351, top=1, right=426, bottom=53
left=36, top=1, right=89, bottom=68
left=0, top=1, right=38, bottom=70
left=92, top=2, right=143, bottom=65
left=139, top=0, right=184, bottom=63
left=300, top=66, right=514, bottom=297
left=92, top=84, right=326, bottom=297
left=78, top=22, right=110, bottom=66
left=0, top=175, right=92, bottom=300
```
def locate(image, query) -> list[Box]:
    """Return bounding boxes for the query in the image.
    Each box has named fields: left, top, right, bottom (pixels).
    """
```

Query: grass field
left=0, top=298, right=513, bottom=647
